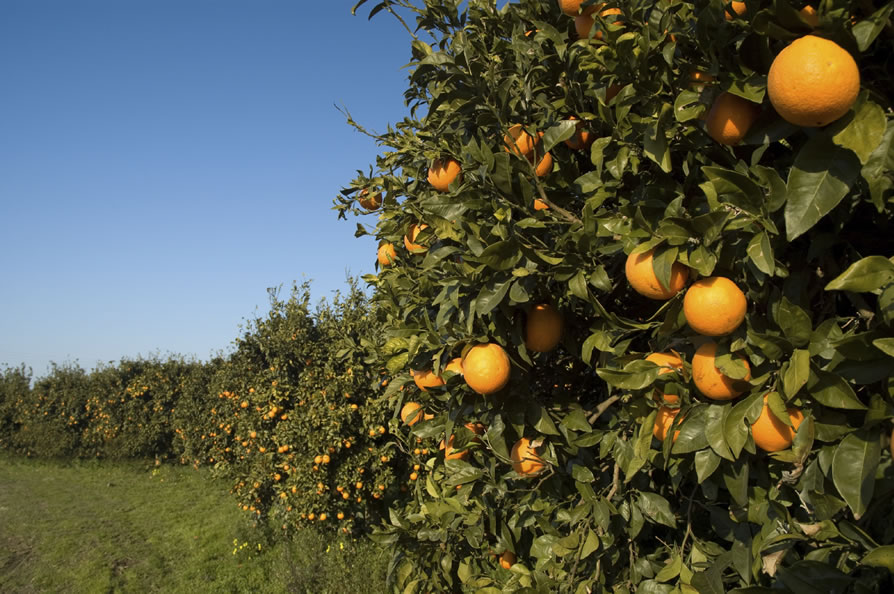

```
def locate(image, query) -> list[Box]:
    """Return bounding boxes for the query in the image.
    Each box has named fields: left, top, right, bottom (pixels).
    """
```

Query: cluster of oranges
left=625, top=246, right=804, bottom=451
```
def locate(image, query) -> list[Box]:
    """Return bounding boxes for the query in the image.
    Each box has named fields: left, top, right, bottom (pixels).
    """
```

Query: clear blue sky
left=0, top=0, right=412, bottom=377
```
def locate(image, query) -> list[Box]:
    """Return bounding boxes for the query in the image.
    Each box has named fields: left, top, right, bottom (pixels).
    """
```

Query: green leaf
left=852, top=1, right=894, bottom=51
left=776, top=298, right=812, bottom=347
left=784, top=133, right=861, bottom=241
left=476, top=241, right=521, bottom=271
left=829, top=97, right=887, bottom=164
left=541, top=120, right=577, bottom=153
left=808, top=369, right=866, bottom=410
left=776, top=561, right=853, bottom=594
left=782, top=349, right=810, bottom=398
left=825, top=256, right=894, bottom=292
left=580, top=530, right=600, bottom=560
left=644, top=103, right=672, bottom=173
left=695, top=448, right=722, bottom=483
left=637, top=492, right=676, bottom=527
left=862, top=545, right=894, bottom=572
left=831, top=429, right=881, bottom=519
left=747, top=231, right=775, bottom=275
left=873, top=338, right=894, bottom=358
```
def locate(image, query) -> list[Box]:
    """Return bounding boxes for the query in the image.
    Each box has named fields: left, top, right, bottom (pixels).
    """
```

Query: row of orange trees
left=336, top=0, right=894, bottom=591
left=0, top=282, right=413, bottom=535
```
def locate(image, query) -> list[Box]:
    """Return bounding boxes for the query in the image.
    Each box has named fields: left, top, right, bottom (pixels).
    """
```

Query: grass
left=0, top=455, right=389, bottom=593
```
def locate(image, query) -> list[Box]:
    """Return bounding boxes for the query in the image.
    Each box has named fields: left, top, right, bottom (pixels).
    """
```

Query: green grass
left=0, top=455, right=389, bottom=593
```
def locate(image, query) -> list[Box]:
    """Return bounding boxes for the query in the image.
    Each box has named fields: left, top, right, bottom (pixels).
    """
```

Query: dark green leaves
left=825, top=256, right=894, bottom=292
left=831, top=429, right=881, bottom=518
left=784, top=134, right=861, bottom=241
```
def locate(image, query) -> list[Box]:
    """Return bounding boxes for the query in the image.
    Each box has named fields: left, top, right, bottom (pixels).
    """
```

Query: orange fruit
left=645, top=351, right=683, bottom=405
left=533, top=151, right=553, bottom=177
left=403, top=223, right=429, bottom=253
left=428, top=158, right=462, bottom=192
left=511, top=437, right=547, bottom=476
left=412, top=369, right=445, bottom=392
left=441, top=434, right=470, bottom=461
left=691, top=341, right=751, bottom=400
left=751, top=394, right=805, bottom=452
left=463, top=343, right=511, bottom=395
left=377, top=243, right=397, bottom=267
left=799, top=5, right=819, bottom=28
left=357, top=189, right=382, bottom=210
left=503, top=124, right=538, bottom=157
left=723, top=1, right=746, bottom=20
left=558, top=0, right=590, bottom=16
left=625, top=248, right=688, bottom=300
left=400, top=401, right=425, bottom=426
left=653, top=406, right=682, bottom=442
left=767, top=35, right=860, bottom=128
left=533, top=198, right=549, bottom=211
left=500, top=550, right=517, bottom=569
left=705, top=92, right=761, bottom=146
left=683, top=277, right=747, bottom=336
left=564, top=116, right=594, bottom=150
left=574, top=7, right=622, bottom=41
left=525, top=303, right=563, bottom=352
left=444, top=357, right=464, bottom=376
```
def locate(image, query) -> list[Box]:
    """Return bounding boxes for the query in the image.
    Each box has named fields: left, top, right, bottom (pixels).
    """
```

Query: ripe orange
left=653, top=406, right=682, bottom=442
left=564, top=116, right=594, bottom=150
left=767, top=35, right=860, bottom=127
left=400, top=401, right=425, bottom=426
left=412, top=369, right=445, bottom=392
left=558, top=0, right=590, bottom=16
left=357, top=189, right=382, bottom=210
left=427, top=158, right=462, bottom=192
left=533, top=198, right=549, bottom=210
left=503, top=124, right=537, bottom=157
left=645, top=351, right=683, bottom=405
left=511, top=437, right=547, bottom=477
left=723, top=1, right=746, bottom=20
left=525, top=303, right=563, bottom=352
left=691, top=341, right=751, bottom=400
left=625, top=248, right=688, bottom=300
left=533, top=151, right=553, bottom=177
left=444, top=357, right=464, bottom=376
left=751, top=394, right=805, bottom=452
left=683, top=277, right=747, bottom=336
left=799, top=5, right=819, bottom=28
left=403, top=223, right=429, bottom=253
left=441, top=434, right=470, bottom=461
left=705, top=92, right=761, bottom=146
left=377, top=243, right=397, bottom=267
left=463, top=343, right=511, bottom=395
left=499, top=550, right=517, bottom=569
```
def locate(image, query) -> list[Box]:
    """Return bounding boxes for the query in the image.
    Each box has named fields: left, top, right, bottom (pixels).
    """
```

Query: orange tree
left=198, top=281, right=408, bottom=535
left=338, top=0, right=893, bottom=591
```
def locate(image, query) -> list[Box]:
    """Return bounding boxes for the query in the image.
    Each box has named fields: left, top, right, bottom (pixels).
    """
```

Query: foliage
left=0, top=280, right=405, bottom=537
left=338, top=0, right=894, bottom=591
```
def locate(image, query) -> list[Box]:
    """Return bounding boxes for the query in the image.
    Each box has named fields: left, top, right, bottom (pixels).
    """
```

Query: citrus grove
left=334, top=0, right=894, bottom=591
left=1, top=0, right=892, bottom=592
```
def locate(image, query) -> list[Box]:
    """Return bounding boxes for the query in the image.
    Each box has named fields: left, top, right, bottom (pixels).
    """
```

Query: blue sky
left=0, top=0, right=412, bottom=376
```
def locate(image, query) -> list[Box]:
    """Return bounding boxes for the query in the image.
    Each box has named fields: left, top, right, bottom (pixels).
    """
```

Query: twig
left=605, top=462, right=621, bottom=501
left=679, top=483, right=699, bottom=554
left=588, top=394, right=621, bottom=425
left=534, top=178, right=581, bottom=224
